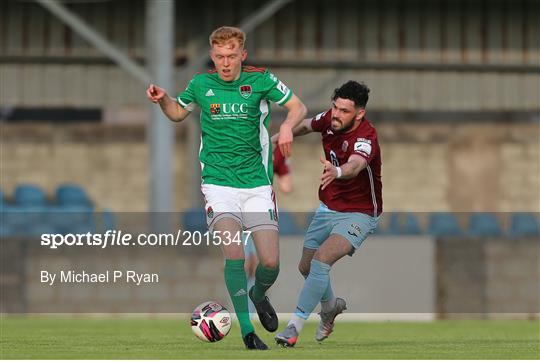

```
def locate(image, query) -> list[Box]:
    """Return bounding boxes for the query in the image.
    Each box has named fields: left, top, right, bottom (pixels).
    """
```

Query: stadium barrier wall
left=2, top=122, right=539, bottom=213
left=1, top=234, right=537, bottom=320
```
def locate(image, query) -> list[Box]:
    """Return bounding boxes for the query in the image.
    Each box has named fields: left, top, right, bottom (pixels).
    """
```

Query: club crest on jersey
left=342, top=141, right=349, bottom=152
left=239, top=85, right=252, bottom=99
left=206, top=206, right=214, bottom=218
left=210, top=103, right=220, bottom=115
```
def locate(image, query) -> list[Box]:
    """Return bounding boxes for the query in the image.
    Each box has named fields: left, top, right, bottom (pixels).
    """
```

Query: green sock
left=251, top=264, right=280, bottom=302
left=224, top=259, right=253, bottom=337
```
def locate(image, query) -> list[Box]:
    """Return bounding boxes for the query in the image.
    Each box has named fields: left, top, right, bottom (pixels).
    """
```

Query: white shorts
left=201, top=184, right=279, bottom=233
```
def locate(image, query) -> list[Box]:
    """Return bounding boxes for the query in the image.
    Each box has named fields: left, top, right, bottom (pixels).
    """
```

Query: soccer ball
left=190, top=301, right=231, bottom=342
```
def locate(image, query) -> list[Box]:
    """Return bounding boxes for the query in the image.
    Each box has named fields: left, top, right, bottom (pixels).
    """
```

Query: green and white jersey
left=177, top=66, right=293, bottom=188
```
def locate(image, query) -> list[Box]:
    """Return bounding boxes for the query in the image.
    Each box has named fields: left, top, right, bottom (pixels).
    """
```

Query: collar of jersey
left=212, top=70, right=245, bottom=86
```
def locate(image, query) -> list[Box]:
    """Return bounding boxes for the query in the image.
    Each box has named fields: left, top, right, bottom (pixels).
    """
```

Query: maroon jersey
left=273, top=146, right=290, bottom=177
left=311, top=109, right=382, bottom=216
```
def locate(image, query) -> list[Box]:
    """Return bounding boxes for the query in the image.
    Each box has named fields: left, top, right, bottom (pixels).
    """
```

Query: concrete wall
left=437, top=237, right=539, bottom=317
left=2, top=65, right=539, bottom=114
left=2, top=122, right=538, bottom=212
left=2, top=236, right=435, bottom=314
left=3, top=235, right=537, bottom=319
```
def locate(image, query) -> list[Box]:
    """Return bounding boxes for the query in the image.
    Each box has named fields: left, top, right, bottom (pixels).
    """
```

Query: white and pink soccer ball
left=190, top=301, right=231, bottom=342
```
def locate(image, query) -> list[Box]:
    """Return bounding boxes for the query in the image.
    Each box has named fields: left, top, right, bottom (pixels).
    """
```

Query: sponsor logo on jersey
left=329, top=150, right=339, bottom=167
left=239, top=85, right=252, bottom=99
left=314, top=111, right=327, bottom=121
left=205, top=89, right=215, bottom=97
left=354, top=140, right=372, bottom=156
left=357, top=137, right=372, bottom=144
left=222, top=103, right=248, bottom=114
left=276, top=80, right=289, bottom=95
left=326, top=129, right=334, bottom=135
left=210, top=103, right=249, bottom=119
left=210, top=104, right=220, bottom=115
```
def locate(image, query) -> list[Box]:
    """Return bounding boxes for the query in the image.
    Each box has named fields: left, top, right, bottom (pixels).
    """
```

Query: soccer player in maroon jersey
left=273, top=81, right=382, bottom=347
left=273, top=146, right=293, bottom=194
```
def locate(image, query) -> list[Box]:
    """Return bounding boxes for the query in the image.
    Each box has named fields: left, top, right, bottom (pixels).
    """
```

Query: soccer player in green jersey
left=146, top=26, right=307, bottom=349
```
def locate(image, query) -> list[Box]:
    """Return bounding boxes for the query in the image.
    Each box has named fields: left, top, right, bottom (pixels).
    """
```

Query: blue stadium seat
left=372, top=223, right=386, bottom=235
left=182, top=208, right=207, bottom=232
left=14, top=184, right=47, bottom=206
left=26, top=223, right=61, bottom=236
left=386, top=213, right=400, bottom=235
left=428, top=213, right=461, bottom=236
left=2, top=204, right=53, bottom=236
left=0, top=223, right=14, bottom=238
left=46, top=204, right=95, bottom=234
left=100, top=208, right=116, bottom=232
left=402, top=213, right=422, bottom=234
left=279, top=211, right=303, bottom=235
left=2, top=205, right=34, bottom=229
left=510, top=213, right=540, bottom=237
left=468, top=213, right=502, bottom=237
left=55, top=184, right=92, bottom=206
left=387, top=213, right=421, bottom=235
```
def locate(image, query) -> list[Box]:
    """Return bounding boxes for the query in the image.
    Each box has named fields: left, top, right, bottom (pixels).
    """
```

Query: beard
left=331, top=117, right=355, bottom=133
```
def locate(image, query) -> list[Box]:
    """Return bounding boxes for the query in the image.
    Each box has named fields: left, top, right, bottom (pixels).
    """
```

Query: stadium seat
left=100, top=208, right=117, bottom=232
left=2, top=204, right=52, bottom=236
left=14, top=184, right=47, bottom=206
left=278, top=211, right=303, bottom=235
left=26, top=223, right=60, bottom=237
left=510, top=213, right=540, bottom=237
left=55, top=184, right=92, bottom=206
left=0, top=223, right=14, bottom=238
left=388, top=212, right=422, bottom=235
left=46, top=204, right=95, bottom=234
left=402, top=213, right=422, bottom=234
left=2, top=205, right=36, bottom=229
left=387, top=213, right=400, bottom=234
left=468, top=213, right=502, bottom=237
left=428, top=213, right=462, bottom=236
left=183, top=208, right=207, bottom=232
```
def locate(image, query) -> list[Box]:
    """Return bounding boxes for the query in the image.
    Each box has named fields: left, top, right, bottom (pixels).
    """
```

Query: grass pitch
left=1, top=316, right=539, bottom=359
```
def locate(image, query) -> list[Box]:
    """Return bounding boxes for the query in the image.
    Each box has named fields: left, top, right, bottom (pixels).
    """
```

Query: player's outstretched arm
left=278, top=94, right=307, bottom=157
left=270, top=118, right=312, bottom=150
left=146, top=84, right=190, bottom=123
left=320, top=154, right=367, bottom=190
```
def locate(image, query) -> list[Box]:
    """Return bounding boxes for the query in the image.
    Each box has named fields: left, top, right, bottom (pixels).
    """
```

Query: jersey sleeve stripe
left=276, top=89, right=292, bottom=106
left=177, top=97, right=194, bottom=111
left=177, top=96, right=188, bottom=107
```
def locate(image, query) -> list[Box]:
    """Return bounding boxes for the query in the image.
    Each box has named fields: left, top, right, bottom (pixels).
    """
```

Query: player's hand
left=271, top=133, right=279, bottom=150
left=146, top=84, right=167, bottom=104
left=278, top=123, right=293, bottom=157
left=320, top=156, right=337, bottom=190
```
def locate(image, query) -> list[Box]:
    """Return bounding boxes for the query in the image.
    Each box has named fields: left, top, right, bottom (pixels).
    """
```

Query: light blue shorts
left=304, top=203, right=380, bottom=255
